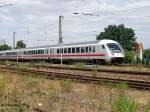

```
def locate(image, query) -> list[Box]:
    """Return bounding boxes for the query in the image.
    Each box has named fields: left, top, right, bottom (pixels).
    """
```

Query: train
left=0, top=39, right=125, bottom=64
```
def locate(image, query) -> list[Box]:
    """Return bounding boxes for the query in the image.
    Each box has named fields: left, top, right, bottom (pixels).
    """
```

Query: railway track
left=0, top=66, right=150, bottom=90
left=33, top=65, right=150, bottom=76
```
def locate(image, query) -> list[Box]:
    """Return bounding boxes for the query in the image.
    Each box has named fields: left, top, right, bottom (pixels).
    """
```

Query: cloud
left=0, top=0, right=149, bottom=48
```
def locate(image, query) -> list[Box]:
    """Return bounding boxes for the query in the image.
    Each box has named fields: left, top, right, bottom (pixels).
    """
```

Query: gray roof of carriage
left=0, top=40, right=99, bottom=52
left=24, top=40, right=98, bottom=50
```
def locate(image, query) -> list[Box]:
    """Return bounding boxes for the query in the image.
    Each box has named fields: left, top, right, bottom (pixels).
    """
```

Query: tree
left=96, top=24, right=136, bottom=51
left=16, top=40, right=26, bottom=49
left=0, top=44, right=11, bottom=51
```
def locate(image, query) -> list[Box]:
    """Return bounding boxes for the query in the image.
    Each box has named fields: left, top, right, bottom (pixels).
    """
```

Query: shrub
left=135, top=56, right=142, bottom=64
left=60, top=80, right=72, bottom=93
left=146, top=59, right=150, bottom=66
left=123, top=50, right=134, bottom=64
left=111, top=96, right=138, bottom=112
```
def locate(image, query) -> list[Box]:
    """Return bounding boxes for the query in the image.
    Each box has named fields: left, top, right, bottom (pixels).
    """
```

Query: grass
left=0, top=71, right=149, bottom=112
left=60, top=80, right=72, bottom=93
left=115, top=82, right=128, bottom=96
left=144, top=102, right=150, bottom=112
left=26, top=77, right=38, bottom=91
left=0, top=76, right=6, bottom=97
left=92, top=68, right=97, bottom=77
left=48, top=84, right=58, bottom=98
left=74, top=63, right=85, bottom=68
left=111, top=96, right=138, bottom=112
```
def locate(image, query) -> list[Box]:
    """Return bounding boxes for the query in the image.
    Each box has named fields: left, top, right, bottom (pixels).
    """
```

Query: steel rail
left=33, top=65, right=150, bottom=76
left=0, top=67, right=150, bottom=90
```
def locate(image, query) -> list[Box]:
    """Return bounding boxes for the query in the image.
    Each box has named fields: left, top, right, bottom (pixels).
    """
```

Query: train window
left=72, top=48, right=75, bottom=53
left=81, top=47, right=85, bottom=53
left=76, top=47, right=80, bottom=53
left=102, top=45, right=105, bottom=49
left=46, top=49, right=48, bottom=54
left=49, top=49, right=51, bottom=54
left=89, top=46, right=92, bottom=53
left=57, top=49, right=60, bottom=54
left=93, top=46, right=96, bottom=53
left=86, top=47, right=88, bottom=53
left=33, top=50, right=35, bottom=54
left=68, top=48, right=71, bottom=53
left=51, top=49, right=54, bottom=54
left=51, top=48, right=54, bottom=54
left=37, top=50, right=40, bottom=54
left=64, top=48, right=67, bottom=53
left=61, top=48, right=63, bottom=54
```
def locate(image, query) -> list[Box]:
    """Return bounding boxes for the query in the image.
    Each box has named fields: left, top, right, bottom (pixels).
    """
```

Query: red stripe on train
left=30, top=53, right=105, bottom=57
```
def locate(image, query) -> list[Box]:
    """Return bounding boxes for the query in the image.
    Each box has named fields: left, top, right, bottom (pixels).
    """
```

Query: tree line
left=0, top=40, right=26, bottom=51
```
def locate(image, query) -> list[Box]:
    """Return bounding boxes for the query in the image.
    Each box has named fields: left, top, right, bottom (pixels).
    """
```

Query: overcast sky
left=0, top=0, right=150, bottom=48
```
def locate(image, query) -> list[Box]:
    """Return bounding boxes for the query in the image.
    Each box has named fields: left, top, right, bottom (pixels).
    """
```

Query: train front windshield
left=107, top=43, right=122, bottom=53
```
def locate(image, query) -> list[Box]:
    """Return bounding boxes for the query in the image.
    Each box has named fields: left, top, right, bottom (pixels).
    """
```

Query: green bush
left=111, top=96, right=138, bottom=112
left=146, top=59, right=150, bottom=66
left=135, top=56, right=142, bottom=64
left=124, top=50, right=134, bottom=64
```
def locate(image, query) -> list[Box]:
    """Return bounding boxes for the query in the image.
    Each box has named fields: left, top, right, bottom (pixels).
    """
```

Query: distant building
left=133, top=42, right=144, bottom=61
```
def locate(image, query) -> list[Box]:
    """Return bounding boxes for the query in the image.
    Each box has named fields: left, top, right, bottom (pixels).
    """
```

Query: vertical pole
left=59, top=16, right=62, bottom=44
left=59, top=16, right=64, bottom=67
left=3, top=39, right=5, bottom=45
left=13, top=32, right=16, bottom=49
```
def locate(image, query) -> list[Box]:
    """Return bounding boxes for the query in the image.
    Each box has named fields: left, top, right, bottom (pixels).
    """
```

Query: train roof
left=24, top=40, right=98, bottom=49
left=22, top=39, right=117, bottom=50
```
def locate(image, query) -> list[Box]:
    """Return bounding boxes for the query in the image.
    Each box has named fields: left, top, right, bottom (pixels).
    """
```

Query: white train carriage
left=0, top=39, right=125, bottom=63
